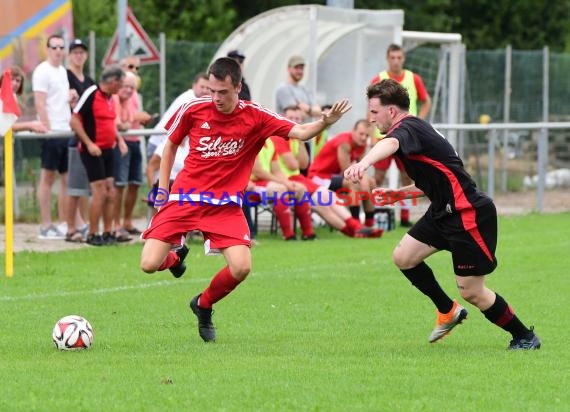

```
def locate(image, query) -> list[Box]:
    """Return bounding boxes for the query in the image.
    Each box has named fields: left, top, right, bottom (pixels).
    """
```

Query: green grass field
left=1, top=213, right=569, bottom=411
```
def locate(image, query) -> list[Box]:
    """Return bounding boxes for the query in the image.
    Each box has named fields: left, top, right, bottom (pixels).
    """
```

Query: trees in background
left=72, top=0, right=570, bottom=51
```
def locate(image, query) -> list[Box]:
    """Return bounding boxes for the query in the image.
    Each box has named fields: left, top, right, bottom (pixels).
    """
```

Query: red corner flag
left=0, top=69, right=21, bottom=136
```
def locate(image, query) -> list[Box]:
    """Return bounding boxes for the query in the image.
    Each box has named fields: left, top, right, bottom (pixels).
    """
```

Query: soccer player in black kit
left=345, top=79, right=540, bottom=350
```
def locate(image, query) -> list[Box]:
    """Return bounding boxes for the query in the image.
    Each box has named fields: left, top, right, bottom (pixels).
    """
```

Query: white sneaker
left=56, top=222, right=68, bottom=235
left=38, top=225, right=65, bottom=240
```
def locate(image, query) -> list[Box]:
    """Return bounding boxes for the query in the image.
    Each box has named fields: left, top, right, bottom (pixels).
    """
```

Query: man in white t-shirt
left=146, top=72, right=210, bottom=158
left=32, top=34, right=73, bottom=240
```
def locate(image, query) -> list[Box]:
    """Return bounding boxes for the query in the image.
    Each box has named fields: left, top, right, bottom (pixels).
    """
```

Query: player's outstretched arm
left=288, top=98, right=352, bottom=141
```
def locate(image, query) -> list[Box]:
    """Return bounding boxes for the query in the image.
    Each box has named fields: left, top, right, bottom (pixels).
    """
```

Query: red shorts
left=373, top=155, right=405, bottom=171
left=289, top=174, right=320, bottom=194
left=142, top=202, right=251, bottom=252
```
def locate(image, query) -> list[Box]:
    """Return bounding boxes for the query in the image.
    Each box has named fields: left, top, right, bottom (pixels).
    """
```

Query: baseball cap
left=288, top=55, right=305, bottom=67
left=227, top=50, right=246, bottom=61
left=69, top=39, right=88, bottom=52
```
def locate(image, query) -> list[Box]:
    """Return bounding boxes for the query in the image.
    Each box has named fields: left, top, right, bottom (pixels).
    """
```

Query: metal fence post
left=537, top=46, right=549, bottom=212
left=487, top=128, right=496, bottom=199
left=501, top=45, right=512, bottom=192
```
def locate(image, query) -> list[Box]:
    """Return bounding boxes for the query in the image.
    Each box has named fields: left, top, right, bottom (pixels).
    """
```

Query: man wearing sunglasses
left=32, top=34, right=74, bottom=240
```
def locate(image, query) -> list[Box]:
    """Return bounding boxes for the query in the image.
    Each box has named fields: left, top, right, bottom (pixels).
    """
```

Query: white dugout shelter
left=214, top=5, right=463, bottom=137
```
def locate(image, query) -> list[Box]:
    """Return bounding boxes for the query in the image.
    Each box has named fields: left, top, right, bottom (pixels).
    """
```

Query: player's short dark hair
left=366, top=79, right=410, bottom=111
left=208, top=57, right=242, bottom=87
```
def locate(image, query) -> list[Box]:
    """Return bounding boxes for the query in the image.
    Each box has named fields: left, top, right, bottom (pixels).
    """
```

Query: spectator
left=145, top=137, right=189, bottom=219
left=227, top=50, right=251, bottom=100
left=147, top=72, right=210, bottom=158
left=112, top=71, right=147, bottom=241
left=115, top=56, right=151, bottom=237
left=275, top=55, right=322, bottom=121
left=0, top=66, right=47, bottom=133
left=32, top=34, right=73, bottom=239
left=70, top=65, right=128, bottom=246
left=369, top=44, right=432, bottom=227
left=275, top=55, right=323, bottom=176
left=65, top=39, right=95, bottom=243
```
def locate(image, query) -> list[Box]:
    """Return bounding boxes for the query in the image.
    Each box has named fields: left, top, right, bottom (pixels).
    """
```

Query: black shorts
left=408, top=202, right=498, bottom=276
left=329, top=174, right=345, bottom=192
left=41, top=138, right=69, bottom=173
left=80, top=148, right=115, bottom=183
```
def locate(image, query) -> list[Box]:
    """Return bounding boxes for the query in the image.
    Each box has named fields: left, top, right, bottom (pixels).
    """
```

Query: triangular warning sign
left=102, top=8, right=160, bottom=66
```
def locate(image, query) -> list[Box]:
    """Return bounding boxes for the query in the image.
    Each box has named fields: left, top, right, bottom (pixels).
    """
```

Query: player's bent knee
left=458, top=287, right=480, bottom=305
left=140, top=257, right=159, bottom=274
left=229, top=264, right=251, bottom=281
left=392, top=248, right=416, bottom=269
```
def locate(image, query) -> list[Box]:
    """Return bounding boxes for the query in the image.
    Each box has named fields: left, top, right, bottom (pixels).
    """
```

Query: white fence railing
left=6, top=122, right=570, bottom=215
left=432, top=122, right=570, bottom=212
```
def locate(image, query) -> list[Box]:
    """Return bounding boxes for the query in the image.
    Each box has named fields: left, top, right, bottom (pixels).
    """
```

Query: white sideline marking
left=0, top=278, right=205, bottom=302
left=1, top=262, right=369, bottom=302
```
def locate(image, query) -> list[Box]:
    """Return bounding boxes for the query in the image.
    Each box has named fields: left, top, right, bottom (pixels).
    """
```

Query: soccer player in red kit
left=345, top=79, right=540, bottom=350
left=140, top=57, right=351, bottom=342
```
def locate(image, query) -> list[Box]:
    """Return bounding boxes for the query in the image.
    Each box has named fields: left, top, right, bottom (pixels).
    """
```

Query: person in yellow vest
left=313, top=104, right=332, bottom=158
left=248, top=139, right=309, bottom=240
left=369, top=43, right=431, bottom=227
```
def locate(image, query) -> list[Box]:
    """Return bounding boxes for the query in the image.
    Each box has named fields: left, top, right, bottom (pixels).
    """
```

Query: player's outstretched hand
left=323, top=98, right=352, bottom=126
left=344, top=161, right=369, bottom=183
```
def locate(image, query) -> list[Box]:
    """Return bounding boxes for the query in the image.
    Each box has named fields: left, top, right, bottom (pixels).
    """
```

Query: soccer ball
left=52, top=315, right=94, bottom=350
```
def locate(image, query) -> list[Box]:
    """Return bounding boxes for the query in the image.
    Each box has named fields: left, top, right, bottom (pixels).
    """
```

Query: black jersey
left=67, top=69, right=95, bottom=99
left=388, top=116, right=492, bottom=219
left=68, top=70, right=95, bottom=147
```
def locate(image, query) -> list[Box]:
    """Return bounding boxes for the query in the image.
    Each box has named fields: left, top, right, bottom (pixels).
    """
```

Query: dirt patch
left=0, top=218, right=147, bottom=253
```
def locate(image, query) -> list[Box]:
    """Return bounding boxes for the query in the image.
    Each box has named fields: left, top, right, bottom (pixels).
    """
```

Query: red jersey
left=73, top=85, right=117, bottom=150
left=271, top=136, right=291, bottom=156
left=165, top=97, right=295, bottom=203
left=308, top=132, right=365, bottom=179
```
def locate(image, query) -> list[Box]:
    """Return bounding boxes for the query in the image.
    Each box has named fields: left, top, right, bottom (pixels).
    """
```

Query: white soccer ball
left=52, top=315, right=94, bottom=350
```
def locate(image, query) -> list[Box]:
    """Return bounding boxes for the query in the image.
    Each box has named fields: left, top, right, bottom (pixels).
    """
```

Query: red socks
left=199, top=266, right=241, bottom=309
left=295, top=201, right=314, bottom=237
left=158, top=251, right=178, bottom=271
left=340, top=217, right=360, bottom=237
left=273, top=201, right=294, bottom=239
